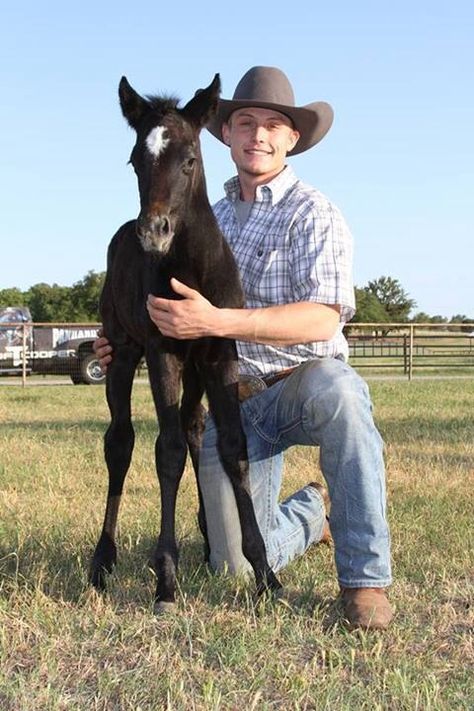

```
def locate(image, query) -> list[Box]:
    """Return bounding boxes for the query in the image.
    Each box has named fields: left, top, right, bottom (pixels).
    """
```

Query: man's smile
left=244, top=148, right=272, bottom=155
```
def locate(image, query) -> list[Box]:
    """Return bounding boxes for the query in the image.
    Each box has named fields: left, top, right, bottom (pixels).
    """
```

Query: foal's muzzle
left=136, top=212, right=175, bottom=254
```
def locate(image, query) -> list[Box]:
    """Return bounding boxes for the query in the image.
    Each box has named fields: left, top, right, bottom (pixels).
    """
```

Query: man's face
left=222, top=107, right=299, bottom=182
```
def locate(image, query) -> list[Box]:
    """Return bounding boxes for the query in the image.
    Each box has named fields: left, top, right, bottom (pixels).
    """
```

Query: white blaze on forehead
left=146, top=125, right=170, bottom=158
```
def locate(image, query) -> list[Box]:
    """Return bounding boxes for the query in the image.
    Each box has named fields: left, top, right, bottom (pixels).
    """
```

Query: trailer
left=0, top=307, right=105, bottom=384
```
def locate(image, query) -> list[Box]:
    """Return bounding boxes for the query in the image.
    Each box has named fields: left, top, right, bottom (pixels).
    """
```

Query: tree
left=352, top=287, right=389, bottom=323
left=26, top=283, right=73, bottom=322
left=411, top=311, right=432, bottom=323
left=70, top=270, right=105, bottom=321
left=449, top=314, right=474, bottom=333
left=0, top=287, right=27, bottom=309
left=366, top=276, right=416, bottom=322
left=412, top=312, right=448, bottom=325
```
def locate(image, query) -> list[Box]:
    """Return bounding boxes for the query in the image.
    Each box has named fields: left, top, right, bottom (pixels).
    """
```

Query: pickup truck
left=0, top=306, right=105, bottom=384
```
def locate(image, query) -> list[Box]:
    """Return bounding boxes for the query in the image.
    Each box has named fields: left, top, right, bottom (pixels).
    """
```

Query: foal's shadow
left=0, top=531, right=218, bottom=609
left=1, top=531, right=341, bottom=627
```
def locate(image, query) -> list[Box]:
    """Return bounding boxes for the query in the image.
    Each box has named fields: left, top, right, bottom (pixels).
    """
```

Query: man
left=96, top=66, right=393, bottom=630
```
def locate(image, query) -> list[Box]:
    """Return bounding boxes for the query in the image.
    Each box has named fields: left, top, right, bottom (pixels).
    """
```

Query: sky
left=1, top=1, right=473, bottom=319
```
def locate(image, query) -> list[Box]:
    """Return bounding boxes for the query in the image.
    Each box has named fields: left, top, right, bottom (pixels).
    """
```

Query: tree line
left=0, top=271, right=105, bottom=322
left=0, top=272, right=472, bottom=327
left=353, top=276, right=473, bottom=328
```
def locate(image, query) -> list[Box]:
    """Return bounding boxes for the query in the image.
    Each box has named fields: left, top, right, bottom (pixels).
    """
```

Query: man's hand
left=147, top=278, right=219, bottom=339
left=93, top=331, right=113, bottom=373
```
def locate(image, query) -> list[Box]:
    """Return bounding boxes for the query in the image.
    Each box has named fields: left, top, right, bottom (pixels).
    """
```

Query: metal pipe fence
left=346, top=323, right=474, bottom=379
left=1, top=321, right=473, bottom=385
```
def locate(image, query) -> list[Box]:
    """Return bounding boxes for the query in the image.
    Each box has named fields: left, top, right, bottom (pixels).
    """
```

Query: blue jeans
left=198, top=358, right=392, bottom=588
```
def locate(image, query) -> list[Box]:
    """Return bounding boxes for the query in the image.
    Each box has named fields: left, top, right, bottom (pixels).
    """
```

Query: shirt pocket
left=242, top=248, right=290, bottom=306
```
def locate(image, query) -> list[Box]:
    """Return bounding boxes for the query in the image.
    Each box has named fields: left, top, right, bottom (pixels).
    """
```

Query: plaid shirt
left=213, top=166, right=355, bottom=378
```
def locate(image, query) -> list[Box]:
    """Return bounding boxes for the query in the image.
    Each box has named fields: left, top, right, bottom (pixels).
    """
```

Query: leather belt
left=263, top=366, right=299, bottom=387
left=238, top=366, right=298, bottom=402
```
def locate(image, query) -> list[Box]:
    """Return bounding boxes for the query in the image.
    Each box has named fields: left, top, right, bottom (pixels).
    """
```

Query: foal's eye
left=183, top=157, right=196, bottom=174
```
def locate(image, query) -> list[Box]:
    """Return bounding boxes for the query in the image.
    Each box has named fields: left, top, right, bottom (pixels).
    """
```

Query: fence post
left=408, top=324, right=414, bottom=381
left=22, top=323, right=27, bottom=388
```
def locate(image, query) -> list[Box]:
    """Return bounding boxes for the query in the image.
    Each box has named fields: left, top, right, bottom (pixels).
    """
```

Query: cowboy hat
left=207, top=66, right=333, bottom=156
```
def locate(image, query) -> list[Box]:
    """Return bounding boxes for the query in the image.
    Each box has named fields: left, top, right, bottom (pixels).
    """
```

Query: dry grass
left=0, top=379, right=473, bottom=709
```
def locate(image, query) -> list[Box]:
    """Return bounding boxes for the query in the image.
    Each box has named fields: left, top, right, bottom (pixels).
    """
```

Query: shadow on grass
left=0, top=530, right=345, bottom=625
left=0, top=418, right=159, bottom=435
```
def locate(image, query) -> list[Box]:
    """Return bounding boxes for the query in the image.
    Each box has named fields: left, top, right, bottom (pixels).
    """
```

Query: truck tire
left=77, top=352, right=106, bottom=385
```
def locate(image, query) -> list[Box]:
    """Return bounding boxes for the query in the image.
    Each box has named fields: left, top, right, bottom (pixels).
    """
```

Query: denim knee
left=294, top=358, right=373, bottom=432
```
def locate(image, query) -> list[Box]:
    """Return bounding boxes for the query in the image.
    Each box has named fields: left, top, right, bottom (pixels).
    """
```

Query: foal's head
left=119, top=75, right=221, bottom=254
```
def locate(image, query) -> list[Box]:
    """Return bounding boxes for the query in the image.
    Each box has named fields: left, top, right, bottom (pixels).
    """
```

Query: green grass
left=0, top=380, right=473, bottom=709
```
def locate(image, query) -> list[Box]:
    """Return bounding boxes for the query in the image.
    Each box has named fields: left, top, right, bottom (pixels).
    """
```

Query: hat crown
left=232, top=66, right=296, bottom=107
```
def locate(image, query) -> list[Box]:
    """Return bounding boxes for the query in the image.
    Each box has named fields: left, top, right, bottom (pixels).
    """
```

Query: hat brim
left=206, top=99, right=334, bottom=156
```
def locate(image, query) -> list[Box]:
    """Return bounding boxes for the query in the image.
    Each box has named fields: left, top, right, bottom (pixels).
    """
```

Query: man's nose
left=252, top=125, right=267, bottom=142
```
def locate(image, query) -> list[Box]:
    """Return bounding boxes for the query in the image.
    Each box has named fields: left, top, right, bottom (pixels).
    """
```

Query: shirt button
left=257, top=249, right=263, bottom=257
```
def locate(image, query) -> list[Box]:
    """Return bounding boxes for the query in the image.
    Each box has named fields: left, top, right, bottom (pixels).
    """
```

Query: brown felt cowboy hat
left=207, top=66, right=334, bottom=156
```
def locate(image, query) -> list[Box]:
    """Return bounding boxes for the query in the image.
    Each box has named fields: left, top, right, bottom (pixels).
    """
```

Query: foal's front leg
left=147, top=346, right=188, bottom=614
left=181, top=361, right=209, bottom=559
left=90, top=340, right=143, bottom=591
left=203, top=347, right=282, bottom=597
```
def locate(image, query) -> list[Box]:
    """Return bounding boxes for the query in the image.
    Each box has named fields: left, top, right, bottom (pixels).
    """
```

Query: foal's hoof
left=89, top=536, right=117, bottom=591
left=89, top=552, right=116, bottom=592
left=89, top=554, right=114, bottom=592
left=89, top=566, right=108, bottom=592
left=271, top=585, right=286, bottom=601
left=153, top=599, right=177, bottom=616
left=256, top=570, right=283, bottom=599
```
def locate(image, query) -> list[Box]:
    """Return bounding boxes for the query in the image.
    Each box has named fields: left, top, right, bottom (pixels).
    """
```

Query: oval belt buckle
left=238, top=375, right=267, bottom=402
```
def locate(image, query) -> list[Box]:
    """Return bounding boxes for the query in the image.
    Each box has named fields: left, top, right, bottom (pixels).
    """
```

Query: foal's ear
left=119, top=77, right=149, bottom=129
left=182, top=74, right=221, bottom=128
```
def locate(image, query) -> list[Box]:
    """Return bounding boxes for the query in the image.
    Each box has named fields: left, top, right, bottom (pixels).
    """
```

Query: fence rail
left=1, top=321, right=473, bottom=385
left=346, top=323, right=474, bottom=379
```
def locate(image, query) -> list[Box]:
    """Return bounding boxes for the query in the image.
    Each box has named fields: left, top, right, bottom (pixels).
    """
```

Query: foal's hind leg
left=203, top=354, right=282, bottom=597
left=89, top=341, right=143, bottom=591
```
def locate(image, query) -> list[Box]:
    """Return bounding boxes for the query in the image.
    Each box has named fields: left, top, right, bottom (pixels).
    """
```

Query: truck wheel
left=79, top=352, right=106, bottom=385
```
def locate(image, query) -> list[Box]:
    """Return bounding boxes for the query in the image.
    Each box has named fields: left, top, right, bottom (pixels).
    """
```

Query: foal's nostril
left=160, top=216, right=171, bottom=236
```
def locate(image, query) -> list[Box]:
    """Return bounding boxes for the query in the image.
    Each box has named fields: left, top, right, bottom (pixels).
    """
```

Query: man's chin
left=241, top=164, right=282, bottom=180
left=241, top=162, right=274, bottom=176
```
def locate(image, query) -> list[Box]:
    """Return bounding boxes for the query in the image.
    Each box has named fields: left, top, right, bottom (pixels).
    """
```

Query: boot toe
left=340, top=587, right=394, bottom=630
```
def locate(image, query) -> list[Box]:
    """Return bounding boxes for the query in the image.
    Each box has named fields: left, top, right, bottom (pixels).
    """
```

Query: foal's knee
left=216, top=427, right=247, bottom=473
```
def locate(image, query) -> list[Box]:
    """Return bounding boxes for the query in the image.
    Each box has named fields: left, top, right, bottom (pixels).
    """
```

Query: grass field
left=0, top=379, right=473, bottom=710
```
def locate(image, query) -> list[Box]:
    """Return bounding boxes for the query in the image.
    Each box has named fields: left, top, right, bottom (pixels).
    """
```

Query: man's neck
left=237, top=166, right=287, bottom=202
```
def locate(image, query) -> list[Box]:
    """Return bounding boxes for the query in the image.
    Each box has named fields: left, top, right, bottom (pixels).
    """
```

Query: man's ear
left=287, top=129, right=300, bottom=153
left=221, top=122, right=231, bottom=146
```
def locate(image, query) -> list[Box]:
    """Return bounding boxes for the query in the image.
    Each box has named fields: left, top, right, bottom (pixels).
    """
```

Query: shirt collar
left=223, top=165, right=298, bottom=207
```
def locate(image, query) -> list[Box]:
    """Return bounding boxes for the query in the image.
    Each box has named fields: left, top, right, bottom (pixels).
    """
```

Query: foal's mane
left=144, top=94, right=181, bottom=114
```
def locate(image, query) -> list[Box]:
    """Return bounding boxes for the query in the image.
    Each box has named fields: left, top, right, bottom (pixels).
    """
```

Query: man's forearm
left=214, top=302, right=341, bottom=346
left=146, top=280, right=341, bottom=344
